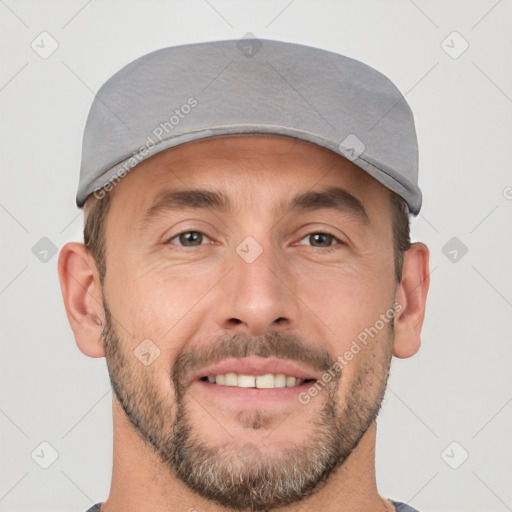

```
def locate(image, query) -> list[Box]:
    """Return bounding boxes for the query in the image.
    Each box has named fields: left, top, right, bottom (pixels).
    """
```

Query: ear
left=58, top=242, right=105, bottom=358
left=393, top=242, right=430, bottom=358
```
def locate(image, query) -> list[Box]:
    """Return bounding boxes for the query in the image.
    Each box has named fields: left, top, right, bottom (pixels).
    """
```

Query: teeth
left=274, top=374, right=286, bottom=388
left=286, top=376, right=297, bottom=387
left=256, top=374, right=274, bottom=389
left=206, top=373, right=305, bottom=388
left=224, top=373, right=238, bottom=386
left=237, top=374, right=256, bottom=388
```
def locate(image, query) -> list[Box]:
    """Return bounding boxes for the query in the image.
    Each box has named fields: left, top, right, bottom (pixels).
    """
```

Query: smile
left=200, top=373, right=308, bottom=388
left=189, top=356, right=320, bottom=399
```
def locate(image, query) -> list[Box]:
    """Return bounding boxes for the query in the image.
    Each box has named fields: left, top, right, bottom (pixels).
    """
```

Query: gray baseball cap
left=77, top=38, right=421, bottom=214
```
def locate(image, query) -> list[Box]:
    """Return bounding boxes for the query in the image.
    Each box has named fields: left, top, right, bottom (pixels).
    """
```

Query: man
left=58, top=39, right=429, bottom=512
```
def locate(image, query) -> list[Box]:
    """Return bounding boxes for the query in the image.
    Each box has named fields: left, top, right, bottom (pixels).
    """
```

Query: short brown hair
left=83, top=189, right=411, bottom=285
left=83, top=190, right=113, bottom=284
left=390, top=192, right=411, bottom=282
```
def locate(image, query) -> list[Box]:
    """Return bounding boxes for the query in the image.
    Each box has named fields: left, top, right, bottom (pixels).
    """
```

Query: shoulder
left=391, top=501, right=421, bottom=512
left=83, top=504, right=102, bottom=512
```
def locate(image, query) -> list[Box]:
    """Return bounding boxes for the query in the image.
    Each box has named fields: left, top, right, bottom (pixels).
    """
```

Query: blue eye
left=167, top=231, right=212, bottom=247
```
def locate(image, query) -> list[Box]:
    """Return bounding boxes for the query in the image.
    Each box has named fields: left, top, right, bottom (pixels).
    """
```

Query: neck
left=101, top=398, right=392, bottom=512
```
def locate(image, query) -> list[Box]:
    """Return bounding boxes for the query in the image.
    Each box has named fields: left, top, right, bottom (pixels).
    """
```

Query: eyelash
left=165, top=230, right=343, bottom=252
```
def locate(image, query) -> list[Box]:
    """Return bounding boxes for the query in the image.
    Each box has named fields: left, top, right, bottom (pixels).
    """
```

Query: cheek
left=104, top=258, right=218, bottom=367
left=298, top=259, right=394, bottom=332
left=294, top=256, right=395, bottom=384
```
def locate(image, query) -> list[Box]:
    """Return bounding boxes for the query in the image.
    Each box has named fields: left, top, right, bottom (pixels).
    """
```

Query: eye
left=298, top=232, right=342, bottom=249
left=166, top=231, right=213, bottom=247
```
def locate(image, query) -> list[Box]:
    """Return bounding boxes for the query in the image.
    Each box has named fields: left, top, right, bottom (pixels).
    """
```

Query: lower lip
left=191, top=379, right=316, bottom=406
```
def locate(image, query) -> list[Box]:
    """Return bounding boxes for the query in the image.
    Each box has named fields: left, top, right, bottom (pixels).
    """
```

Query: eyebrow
left=284, top=186, right=370, bottom=225
left=139, top=188, right=230, bottom=229
left=138, top=185, right=370, bottom=229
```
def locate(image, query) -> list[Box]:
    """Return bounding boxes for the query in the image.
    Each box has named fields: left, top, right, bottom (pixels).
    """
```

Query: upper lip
left=188, top=357, right=321, bottom=385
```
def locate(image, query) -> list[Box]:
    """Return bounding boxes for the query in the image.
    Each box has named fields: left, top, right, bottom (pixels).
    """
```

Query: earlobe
left=392, top=242, right=430, bottom=359
left=58, top=242, right=106, bottom=358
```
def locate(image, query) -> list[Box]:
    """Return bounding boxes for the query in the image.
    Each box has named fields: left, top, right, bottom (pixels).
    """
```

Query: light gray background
left=1, top=0, right=511, bottom=511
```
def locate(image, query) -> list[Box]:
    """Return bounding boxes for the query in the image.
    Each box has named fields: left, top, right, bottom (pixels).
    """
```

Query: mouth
left=188, top=357, right=319, bottom=405
left=200, top=373, right=309, bottom=389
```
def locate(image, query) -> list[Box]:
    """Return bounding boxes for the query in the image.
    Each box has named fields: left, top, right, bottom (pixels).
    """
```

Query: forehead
left=106, top=135, right=391, bottom=225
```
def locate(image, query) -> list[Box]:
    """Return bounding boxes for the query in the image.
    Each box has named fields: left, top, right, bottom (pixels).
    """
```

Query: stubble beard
left=101, top=297, right=394, bottom=511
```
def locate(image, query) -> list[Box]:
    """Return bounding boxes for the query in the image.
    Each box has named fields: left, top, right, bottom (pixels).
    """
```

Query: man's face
left=100, top=135, right=398, bottom=510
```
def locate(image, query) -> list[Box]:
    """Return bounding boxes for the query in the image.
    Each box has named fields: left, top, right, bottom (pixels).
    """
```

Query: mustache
left=171, top=331, right=337, bottom=391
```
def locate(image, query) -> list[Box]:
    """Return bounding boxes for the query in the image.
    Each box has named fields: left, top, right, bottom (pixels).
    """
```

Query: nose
left=214, top=239, right=300, bottom=337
